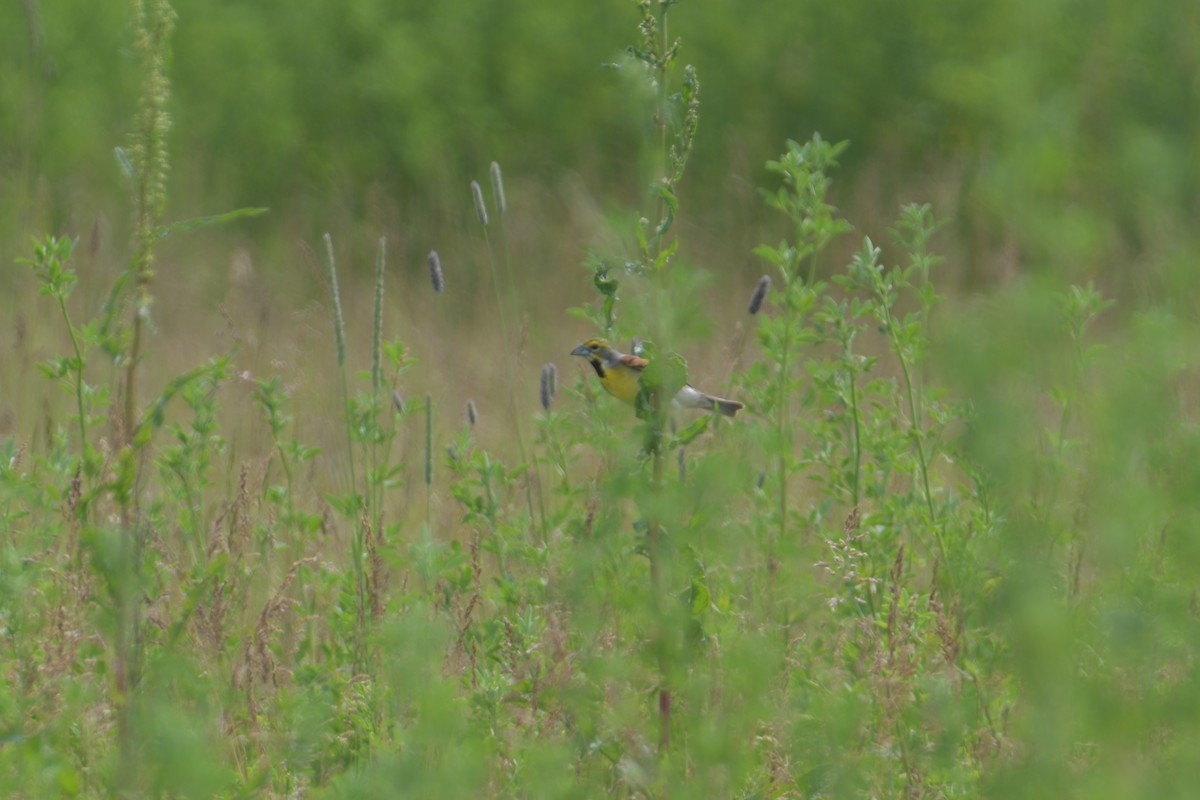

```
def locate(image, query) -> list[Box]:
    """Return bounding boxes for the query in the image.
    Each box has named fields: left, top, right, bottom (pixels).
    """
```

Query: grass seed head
left=428, top=250, right=445, bottom=294
left=748, top=274, right=772, bottom=314
left=323, top=233, right=346, bottom=365
left=540, top=363, right=558, bottom=411
left=467, top=399, right=478, bottom=426
left=470, top=180, right=489, bottom=226
left=489, top=161, right=507, bottom=217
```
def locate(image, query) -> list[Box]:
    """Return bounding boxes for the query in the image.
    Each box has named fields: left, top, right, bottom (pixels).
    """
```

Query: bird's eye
left=589, top=344, right=598, bottom=350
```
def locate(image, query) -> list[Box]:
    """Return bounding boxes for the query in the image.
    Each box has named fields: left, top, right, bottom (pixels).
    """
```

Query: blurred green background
left=5, top=0, right=1197, bottom=298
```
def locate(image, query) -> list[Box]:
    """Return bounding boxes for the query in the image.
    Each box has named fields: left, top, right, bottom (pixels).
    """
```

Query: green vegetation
left=3, top=0, right=1200, bottom=797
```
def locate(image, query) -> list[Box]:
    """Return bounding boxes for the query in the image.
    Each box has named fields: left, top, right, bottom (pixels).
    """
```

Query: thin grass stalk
left=426, top=249, right=446, bottom=531
left=474, top=180, right=545, bottom=543
left=385, top=389, right=411, bottom=525
left=535, top=363, right=560, bottom=507
left=367, top=236, right=387, bottom=643
left=115, top=3, right=177, bottom=789
left=876, top=285, right=951, bottom=586
left=901, top=206, right=941, bottom=432
left=323, top=233, right=357, bottom=499
left=424, top=393, right=433, bottom=534
left=495, top=163, right=552, bottom=541
left=372, top=238, right=385, bottom=394
left=774, top=305, right=791, bottom=574
left=67, top=304, right=89, bottom=477
left=323, top=232, right=368, bottom=668
left=490, top=164, right=522, bottom=339
left=638, top=0, right=690, bottom=752
left=649, top=433, right=671, bottom=752
left=370, top=237, right=386, bottom=527
left=846, top=344, right=863, bottom=508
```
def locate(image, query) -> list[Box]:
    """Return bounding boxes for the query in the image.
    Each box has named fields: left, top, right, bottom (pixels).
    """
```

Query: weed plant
left=3, top=1, right=1198, bottom=798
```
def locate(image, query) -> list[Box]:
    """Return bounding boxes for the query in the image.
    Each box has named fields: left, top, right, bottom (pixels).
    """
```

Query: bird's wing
left=618, top=354, right=649, bottom=371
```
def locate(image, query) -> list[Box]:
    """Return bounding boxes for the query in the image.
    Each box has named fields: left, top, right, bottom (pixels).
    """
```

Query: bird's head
left=570, top=338, right=621, bottom=366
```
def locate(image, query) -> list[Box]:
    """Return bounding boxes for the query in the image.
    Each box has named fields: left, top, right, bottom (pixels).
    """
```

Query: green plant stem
left=322, top=233, right=367, bottom=665
left=654, top=10, right=670, bottom=239
left=649, top=435, right=670, bottom=754
left=774, top=305, right=792, bottom=573
left=846, top=351, right=862, bottom=508
left=896, top=337, right=934, bottom=520
left=424, top=394, right=433, bottom=535
left=275, top=440, right=297, bottom=538
left=54, top=293, right=90, bottom=480
left=880, top=301, right=951, bottom=585
left=652, top=2, right=674, bottom=754
left=370, top=239, right=385, bottom=554
left=339, top=363, right=368, bottom=667
left=123, top=302, right=144, bottom=448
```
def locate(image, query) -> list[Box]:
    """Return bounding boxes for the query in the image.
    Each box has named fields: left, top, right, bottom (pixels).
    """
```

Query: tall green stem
left=649, top=437, right=669, bottom=751
left=880, top=299, right=950, bottom=584
left=846, top=349, right=862, bottom=508
left=775, top=319, right=791, bottom=573
left=49, top=286, right=92, bottom=493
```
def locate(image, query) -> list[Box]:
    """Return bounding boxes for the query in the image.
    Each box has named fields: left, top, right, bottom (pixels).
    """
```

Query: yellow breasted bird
left=570, top=338, right=743, bottom=417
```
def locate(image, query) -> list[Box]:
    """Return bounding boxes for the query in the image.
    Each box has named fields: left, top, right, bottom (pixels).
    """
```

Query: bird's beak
left=570, top=344, right=590, bottom=358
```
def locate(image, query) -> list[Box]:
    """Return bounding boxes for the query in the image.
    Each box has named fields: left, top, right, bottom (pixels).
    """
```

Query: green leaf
left=327, top=493, right=361, bottom=517
left=38, top=358, right=69, bottom=380
left=653, top=237, right=679, bottom=272
left=635, top=348, right=687, bottom=421
left=675, top=415, right=711, bottom=446
left=157, top=207, right=269, bottom=239
left=753, top=244, right=785, bottom=266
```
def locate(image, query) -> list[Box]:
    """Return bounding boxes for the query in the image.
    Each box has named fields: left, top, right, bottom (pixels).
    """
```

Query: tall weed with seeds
left=319, top=234, right=414, bottom=675
left=568, top=0, right=712, bottom=761
left=11, top=2, right=262, bottom=792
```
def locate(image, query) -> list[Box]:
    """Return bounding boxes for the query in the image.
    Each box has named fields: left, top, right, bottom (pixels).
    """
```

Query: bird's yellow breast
left=595, top=360, right=643, bottom=405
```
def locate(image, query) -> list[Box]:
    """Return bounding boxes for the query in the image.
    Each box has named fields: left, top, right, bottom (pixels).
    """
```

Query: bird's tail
left=708, top=395, right=744, bottom=417
left=677, top=385, right=743, bottom=417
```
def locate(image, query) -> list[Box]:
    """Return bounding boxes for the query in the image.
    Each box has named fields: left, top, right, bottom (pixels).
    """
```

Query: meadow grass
left=3, top=2, right=1200, bottom=799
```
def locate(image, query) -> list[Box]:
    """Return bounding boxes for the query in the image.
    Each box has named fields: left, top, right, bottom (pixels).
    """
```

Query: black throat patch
left=588, top=359, right=606, bottom=379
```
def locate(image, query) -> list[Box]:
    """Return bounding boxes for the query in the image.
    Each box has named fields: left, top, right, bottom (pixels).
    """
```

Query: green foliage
left=17, top=236, right=101, bottom=484
left=4, top=1, right=1200, bottom=797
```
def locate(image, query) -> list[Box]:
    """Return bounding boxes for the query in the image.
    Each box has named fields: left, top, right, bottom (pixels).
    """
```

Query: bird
left=570, top=338, right=743, bottom=417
